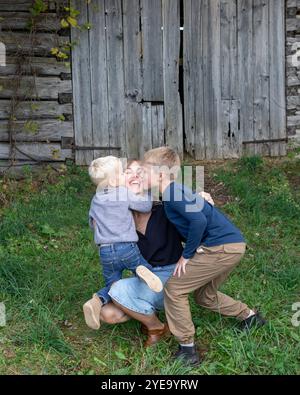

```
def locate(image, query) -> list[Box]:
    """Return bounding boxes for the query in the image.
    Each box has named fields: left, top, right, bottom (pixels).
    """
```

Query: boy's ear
left=108, top=175, right=116, bottom=188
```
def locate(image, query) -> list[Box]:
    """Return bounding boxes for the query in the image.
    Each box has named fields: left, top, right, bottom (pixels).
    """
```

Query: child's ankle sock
left=246, top=309, right=255, bottom=319
left=180, top=343, right=194, bottom=348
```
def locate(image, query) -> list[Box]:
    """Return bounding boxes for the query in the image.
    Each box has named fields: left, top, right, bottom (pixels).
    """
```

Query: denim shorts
left=108, top=264, right=176, bottom=315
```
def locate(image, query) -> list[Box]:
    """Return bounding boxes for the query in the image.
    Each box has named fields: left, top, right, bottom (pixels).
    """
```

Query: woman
left=96, top=160, right=214, bottom=347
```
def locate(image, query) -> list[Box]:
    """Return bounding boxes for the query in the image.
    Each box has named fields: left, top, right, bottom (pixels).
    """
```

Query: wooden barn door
left=71, top=0, right=183, bottom=165
left=184, top=0, right=286, bottom=160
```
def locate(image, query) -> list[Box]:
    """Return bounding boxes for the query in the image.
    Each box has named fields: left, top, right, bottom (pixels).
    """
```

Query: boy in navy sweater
left=144, top=147, right=266, bottom=366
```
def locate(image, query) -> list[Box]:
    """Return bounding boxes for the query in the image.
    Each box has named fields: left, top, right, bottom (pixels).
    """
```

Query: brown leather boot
left=141, top=323, right=148, bottom=335
left=144, top=323, right=171, bottom=348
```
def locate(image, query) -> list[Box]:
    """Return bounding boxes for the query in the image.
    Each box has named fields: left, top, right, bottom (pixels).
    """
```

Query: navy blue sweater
left=162, top=182, right=245, bottom=259
left=137, top=203, right=183, bottom=267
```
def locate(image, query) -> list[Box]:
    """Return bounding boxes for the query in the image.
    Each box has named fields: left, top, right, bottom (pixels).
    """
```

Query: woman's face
left=124, top=161, right=145, bottom=194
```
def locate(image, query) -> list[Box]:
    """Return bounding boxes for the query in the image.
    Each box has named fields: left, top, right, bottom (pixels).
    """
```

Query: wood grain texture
left=0, top=100, right=72, bottom=120
left=151, top=104, right=165, bottom=148
left=201, top=0, right=222, bottom=159
left=123, top=0, right=143, bottom=103
left=0, top=120, right=73, bottom=142
left=0, top=76, right=71, bottom=100
left=141, top=102, right=153, bottom=157
left=238, top=0, right=254, bottom=155
left=71, top=0, right=93, bottom=165
left=220, top=0, right=238, bottom=100
left=141, top=0, right=164, bottom=101
left=125, top=101, right=142, bottom=159
left=0, top=142, right=72, bottom=161
left=0, top=32, right=67, bottom=56
left=0, top=1, right=34, bottom=12
left=0, top=57, right=71, bottom=77
left=0, top=12, right=61, bottom=31
left=253, top=0, right=270, bottom=156
left=105, top=0, right=126, bottom=157
left=89, top=0, right=110, bottom=159
left=269, top=0, right=287, bottom=156
left=162, top=0, right=183, bottom=158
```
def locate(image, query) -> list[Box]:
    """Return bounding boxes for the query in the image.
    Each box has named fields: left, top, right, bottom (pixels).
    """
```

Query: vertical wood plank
left=269, top=0, right=286, bottom=156
left=162, top=0, right=183, bottom=158
left=183, top=0, right=204, bottom=160
left=203, top=0, right=222, bottom=159
left=229, top=99, right=242, bottom=157
left=151, top=105, right=165, bottom=148
left=141, top=0, right=164, bottom=101
left=183, top=0, right=196, bottom=157
left=141, top=102, right=153, bottom=157
left=221, top=1, right=231, bottom=99
left=123, top=0, right=143, bottom=103
left=202, top=0, right=212, bottom=158
left=253, top=0, right=270, bottom=156
left=125, top=101, right=142, bottom=159
left=89, top=0, right=110, bottom=159
left=238, top=0, right=255, bottom=155
left=221, top=0, right=238, bottom=99
left=220, top=0, right=241, bottom=157
left=221, top=99, right=231, bottom=158
left=71, top=0, right=93, bottom=165
left=105, top=0, right=126, bottom=157
left=193, top=0, right=206, bottom=160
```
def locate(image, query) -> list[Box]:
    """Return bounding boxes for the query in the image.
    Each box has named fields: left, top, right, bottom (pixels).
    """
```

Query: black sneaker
left=174, top=345, right=201, bottom=367
left=240, top=311, right=267, bottom=331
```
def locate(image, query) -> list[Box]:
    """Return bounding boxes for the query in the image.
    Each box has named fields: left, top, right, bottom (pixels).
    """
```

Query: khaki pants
left=164, top=243, right=250, bottom=344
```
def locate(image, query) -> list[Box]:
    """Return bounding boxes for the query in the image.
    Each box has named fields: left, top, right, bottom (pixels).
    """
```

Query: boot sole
left=83, top=301, right=101, bottom=330
left=136, top=266, right=163, bottom=293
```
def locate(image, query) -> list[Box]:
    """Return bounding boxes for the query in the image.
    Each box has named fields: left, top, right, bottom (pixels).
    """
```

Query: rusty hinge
left=61, top=137, right=121, bottom=151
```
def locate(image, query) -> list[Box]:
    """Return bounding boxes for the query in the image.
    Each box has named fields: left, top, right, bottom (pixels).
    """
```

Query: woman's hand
left=200, top=191, right=214, bottom=206
left=173, top=256, right=189, bottom=278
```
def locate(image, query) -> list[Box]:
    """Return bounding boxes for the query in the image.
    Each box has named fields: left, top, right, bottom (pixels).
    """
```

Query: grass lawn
left=0, top=154, right=299, bottom=375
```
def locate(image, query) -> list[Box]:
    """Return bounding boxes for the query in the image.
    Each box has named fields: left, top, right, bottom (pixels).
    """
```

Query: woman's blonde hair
left=89, top=156, right=122, bottom=188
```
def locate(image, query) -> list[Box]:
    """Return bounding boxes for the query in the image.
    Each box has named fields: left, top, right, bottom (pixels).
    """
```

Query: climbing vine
left=4, top=0, right=91, bottom=173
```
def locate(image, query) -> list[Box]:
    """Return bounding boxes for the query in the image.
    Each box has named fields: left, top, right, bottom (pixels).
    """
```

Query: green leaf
left=60, top=18, right=69, bottom=29
left=93, top=357, right=107, bottom=367
left=115, top=351, right=126, bottom=360
left=67, top=16, right=78, bottom=28
left=290, top=332, right=300, bottom=342
left=40, top=224, right=55, bottom=236
left=24, top=120, right=39, bottom=135
left=57, top=115, right=65, bottom=122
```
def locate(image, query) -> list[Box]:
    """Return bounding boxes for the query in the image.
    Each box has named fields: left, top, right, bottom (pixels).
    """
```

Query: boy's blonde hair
left=144, top=147, right=181, bottom=168
left=89, top=156, right=122, bottom=188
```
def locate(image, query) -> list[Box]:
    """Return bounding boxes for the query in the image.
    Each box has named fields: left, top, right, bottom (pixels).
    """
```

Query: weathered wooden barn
left=0, top=0, right=299, bottom=170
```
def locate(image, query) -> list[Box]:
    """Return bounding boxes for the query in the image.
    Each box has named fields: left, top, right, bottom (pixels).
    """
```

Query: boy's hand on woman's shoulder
left=200, top=191, right=214, bottom=206
left=173, top=256, right=190, bottom=278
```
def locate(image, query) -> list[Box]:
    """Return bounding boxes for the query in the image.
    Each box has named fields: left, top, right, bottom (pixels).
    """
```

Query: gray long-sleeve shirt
left=89, top=186, right=152, bottom=245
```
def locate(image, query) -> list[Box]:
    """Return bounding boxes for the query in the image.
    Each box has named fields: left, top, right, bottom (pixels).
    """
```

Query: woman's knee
left=100, top=303, right=130, bottom=324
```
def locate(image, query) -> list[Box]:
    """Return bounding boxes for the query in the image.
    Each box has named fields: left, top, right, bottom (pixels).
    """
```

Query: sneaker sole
left=136, top=266, right=163, bottom=293
left=239, top=318, right=267, bottom=332
left=175, top=354, right=201, bottom=367
left=83, top=302, right=101, bottom=330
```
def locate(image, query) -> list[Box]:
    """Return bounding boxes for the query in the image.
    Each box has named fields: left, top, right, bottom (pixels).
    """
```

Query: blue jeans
left=97, top=242, right=153, bottom=304
left=108, top=264, right=176, bottom=315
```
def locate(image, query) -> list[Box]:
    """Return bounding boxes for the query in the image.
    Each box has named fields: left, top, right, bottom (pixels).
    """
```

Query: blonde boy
left=83, top=156, right=163, bottom=330
left=143, top=147, right=266, bottom=366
